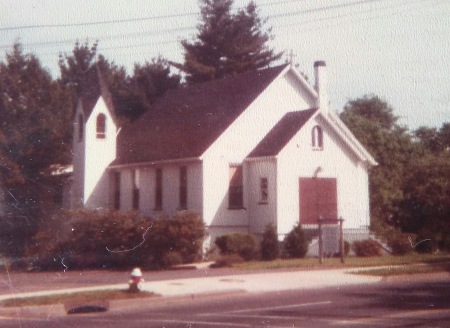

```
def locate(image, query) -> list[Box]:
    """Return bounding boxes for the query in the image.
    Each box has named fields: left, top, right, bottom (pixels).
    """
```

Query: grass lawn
left=353, top=261, right=450, bottom=276
left=0, top=289, right=156, bottom=308
left=233, top=253, right=450, bottom=273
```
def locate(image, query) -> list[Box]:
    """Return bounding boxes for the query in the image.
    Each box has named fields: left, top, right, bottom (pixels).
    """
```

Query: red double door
left=299, top=178, right=338, bottom=225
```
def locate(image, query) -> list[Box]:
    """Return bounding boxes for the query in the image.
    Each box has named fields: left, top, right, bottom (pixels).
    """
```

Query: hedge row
left=213, top=224, right=309, bottom=266
left=24, top=210, right=205, bottom=270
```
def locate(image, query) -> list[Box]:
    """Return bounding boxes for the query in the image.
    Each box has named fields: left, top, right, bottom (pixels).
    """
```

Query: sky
left=0, top=0, right=449, bottom=130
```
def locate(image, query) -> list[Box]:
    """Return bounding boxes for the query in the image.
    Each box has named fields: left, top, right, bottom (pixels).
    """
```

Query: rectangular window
left=155, top=168, right=163, bottom=210
left=260, top=177, right=268, bottom=204
left=179, top=166, right=187, bottom=209
left=229, top=165, right=243, bottom=209
left=132, top=170, right=139, bottom=210
left=113, top=171, right=121, bottom=210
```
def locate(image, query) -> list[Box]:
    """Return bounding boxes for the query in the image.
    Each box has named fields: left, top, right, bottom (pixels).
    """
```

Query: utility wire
left=272, top=0, right=384, bottom=18
left=275, top=0, right=435, bottom=28
left=0, top=12, right=198, bottom=32
left=0, top=0, right=305, bottom=31
left=3, top=0, right=444, bottom=57
left=0, top=0, right=376, bottom=31
left=0, top=0, right=389, bottom=49
left=0, top=26, right=195, bottom=50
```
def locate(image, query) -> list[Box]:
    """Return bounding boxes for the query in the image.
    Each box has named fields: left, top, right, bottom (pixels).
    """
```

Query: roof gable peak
left=79, top=64, right=118, bottom=125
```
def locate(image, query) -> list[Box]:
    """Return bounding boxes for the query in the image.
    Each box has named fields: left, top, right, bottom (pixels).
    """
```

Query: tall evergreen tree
left=58, top=41, right=130, bottom=118
left=59, top=42, right=180, bottom=120
left=58, top=40, right=99, bottom=94
left=1, top=43, right=71, bottom=182
left=175, top=0, right=282, bottom=83
left=132, top=57, right=180, bottom=105
left=0, top=43, right=71, bottom=255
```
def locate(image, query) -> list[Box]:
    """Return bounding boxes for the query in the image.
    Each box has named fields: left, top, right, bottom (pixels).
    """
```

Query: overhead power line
left=1, top=0, right=442, bottom=55
left=276, top=0, right=435, bottom=28
left=0, top=0, right=377, bottom=32
left=272, top=0, right=384, bottom=18
left=0, top=11, right=198, bottom=32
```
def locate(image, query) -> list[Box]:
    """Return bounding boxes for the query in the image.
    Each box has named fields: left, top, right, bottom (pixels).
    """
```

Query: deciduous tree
left=399, top=152, right=450, bottom=251
left=340, top=95, right=417, bottom=233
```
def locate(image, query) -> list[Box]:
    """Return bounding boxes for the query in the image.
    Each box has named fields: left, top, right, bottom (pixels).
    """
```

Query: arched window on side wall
left=312, top=125, right=323, bottom=150
left=78, top=114, right=84, bottom=142
left=96, top=113, right=106, bottom=139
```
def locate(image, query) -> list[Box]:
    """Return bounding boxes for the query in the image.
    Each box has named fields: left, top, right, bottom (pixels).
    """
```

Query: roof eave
left=245, top=155, right=278, bottom=162
left=321, top=111, right=378, bottom=166
left=288, top=66, right=319, bottom=100
left=108, top=157, right=202, bottom=170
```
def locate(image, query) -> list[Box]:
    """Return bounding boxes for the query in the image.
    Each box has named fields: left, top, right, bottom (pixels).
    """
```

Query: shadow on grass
left=346, top=280, right=450, bottom=312
left=422, top=257, right=450, bottom=273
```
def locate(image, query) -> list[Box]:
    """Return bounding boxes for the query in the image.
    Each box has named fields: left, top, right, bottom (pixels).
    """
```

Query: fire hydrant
left=128, top=268, right=144, bottom=293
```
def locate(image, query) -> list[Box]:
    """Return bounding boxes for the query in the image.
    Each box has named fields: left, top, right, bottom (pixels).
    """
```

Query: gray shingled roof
left=247, top=108, right=318, bottom=158
left=112, top=64, right=288, bottom=166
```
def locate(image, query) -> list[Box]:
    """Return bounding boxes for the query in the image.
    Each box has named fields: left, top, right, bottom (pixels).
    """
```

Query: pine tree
left=1, top=43, right=71, bottom=180
left=130, top=57, right=180, bottom=111
left=0, top=43, right=72, bottom=255
left=176, top=0, right=282, bottom=83
left=58, top=41, right=130, bottom=118
left=59, top=42, right=180, bottom=120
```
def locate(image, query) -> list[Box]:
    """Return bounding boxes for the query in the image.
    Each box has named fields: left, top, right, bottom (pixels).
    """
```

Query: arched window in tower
left=78, top=114, right=84, bottom=142
left=96, top=113, right=106, bottom=139
left=312, top=125, right=323, bottom=150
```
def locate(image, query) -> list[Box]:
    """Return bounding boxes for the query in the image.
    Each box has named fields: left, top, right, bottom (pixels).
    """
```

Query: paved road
left=1, top=277, right=449, bottom=327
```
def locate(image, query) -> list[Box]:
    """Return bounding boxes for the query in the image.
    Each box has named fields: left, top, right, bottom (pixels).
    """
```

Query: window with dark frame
left=96, top=113, right=106, bottom=139
left=312, top=125, right=323, bottom=150
left=78, top=114, right=84, bottom=142
left=229, top=165, right=243, bottom=209
left=155, top=168, right=163, bottom=210
left=113, top=171, right=120, bottom=210
left=179, top=166, right=187, bottom=210
left=132, top=170, right=139, bottom=210
left=260, top=177, right=268, bottom=204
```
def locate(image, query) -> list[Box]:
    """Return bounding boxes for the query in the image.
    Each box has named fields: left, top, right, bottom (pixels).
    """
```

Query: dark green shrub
left=413, top=238, right=438, bottom=254
left=143, top=211, right=205, bottom=267
left=284, top=224, right=308, bottom=258
left=387, top=234, right=414, bottom=255
left=26, top=210, right=149, bottom=270
left=215, top=233, right=258, bottom=261
left=0, top=215, right=39, bottom=258
left=211, top=254, right=244, bottom=268
left=352, top=239, right=382, bottom=257
left=260, top=224, right=280, bottom=261
left=25, top=210, right=205, bottom=270
left=161, top=251, right=183, bottom=267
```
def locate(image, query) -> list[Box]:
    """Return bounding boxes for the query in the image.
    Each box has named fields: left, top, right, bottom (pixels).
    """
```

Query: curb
left=382, top=271, right=449, bottom=283
left=0, top=303, right=66, bottom=318
left=0, top=289, right=246, bottom=318
left=110, top=289, right=245, bottom=311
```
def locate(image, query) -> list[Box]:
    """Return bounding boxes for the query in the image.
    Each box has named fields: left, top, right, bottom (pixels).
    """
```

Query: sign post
left=338, top=217, right=345, bottom=264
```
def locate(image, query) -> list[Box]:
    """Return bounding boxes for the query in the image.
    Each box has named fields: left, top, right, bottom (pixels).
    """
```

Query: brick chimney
left=314, top=61, right=328, bottom=113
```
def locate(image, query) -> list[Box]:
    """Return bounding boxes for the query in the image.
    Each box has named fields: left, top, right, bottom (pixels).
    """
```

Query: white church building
left=69, top=61, right=377, bottom=250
